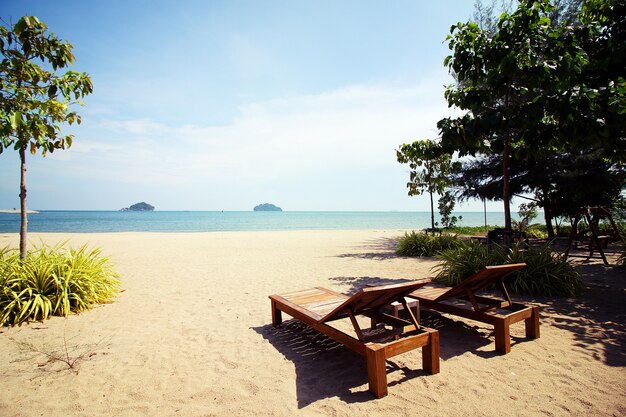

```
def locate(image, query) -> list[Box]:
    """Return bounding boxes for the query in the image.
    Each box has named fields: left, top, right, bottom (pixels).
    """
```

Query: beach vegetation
left=396, top=231, right=463, bottom=257
left=0, top=243, right=120, bottom=326
left=434, top=240, right=583, bottom=297
left=437, top=190, right=462, bottom=229
left=0, top=16, right=93, bottom=259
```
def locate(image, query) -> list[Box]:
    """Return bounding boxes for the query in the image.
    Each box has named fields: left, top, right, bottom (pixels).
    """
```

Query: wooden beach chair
left=269, top=280, right=440, bottom=398
left=408, top=263, right=540, bottom=354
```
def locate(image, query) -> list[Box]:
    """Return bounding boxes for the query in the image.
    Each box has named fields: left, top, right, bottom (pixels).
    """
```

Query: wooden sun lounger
left=269, top=280, right=440, bottom=398
left=409, top=263, right=540, bottom=354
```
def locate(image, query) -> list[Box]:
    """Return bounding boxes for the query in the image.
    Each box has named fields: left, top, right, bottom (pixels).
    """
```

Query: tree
left=396, top=140, right=459, bottom=231
left=0, top=16, right=93, bottom=259
left=437, top=0, right=589, bottom=242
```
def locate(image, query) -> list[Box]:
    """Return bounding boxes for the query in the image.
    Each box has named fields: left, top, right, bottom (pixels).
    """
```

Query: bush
left=0, top=243, right=120, bottom=326
left=396, top=231, right=463, bottom=257
left=526, top=224, right=548, bottom=239
left=434, top=241, right=583, bottom=297
left=447, top=225, right=500, bottom=235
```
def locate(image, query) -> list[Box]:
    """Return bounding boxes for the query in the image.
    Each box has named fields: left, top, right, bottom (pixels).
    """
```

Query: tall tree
left=0, top=16, right=93, bottom=259
left=397, top=140, right=459, bottom=230
left=437, top=0, right=587, bottom=240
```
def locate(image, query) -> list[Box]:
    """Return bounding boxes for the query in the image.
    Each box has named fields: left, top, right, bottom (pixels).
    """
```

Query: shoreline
left=0, top=230, right=623, bottom=416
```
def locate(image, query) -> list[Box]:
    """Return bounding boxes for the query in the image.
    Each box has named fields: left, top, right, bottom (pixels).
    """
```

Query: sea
left=0, top=211, right=512, bottom=233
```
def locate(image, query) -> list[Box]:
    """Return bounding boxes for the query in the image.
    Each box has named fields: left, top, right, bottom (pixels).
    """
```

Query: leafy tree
left=437, top=0, right=589, bottom=240
left=0, top=16, right=93, bottom=259
left=397, top=140, right=459, bottom=231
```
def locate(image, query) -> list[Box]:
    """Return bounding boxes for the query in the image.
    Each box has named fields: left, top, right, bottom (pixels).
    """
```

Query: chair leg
left=525, top=306, right=540, bottom=339
left=494, top=319, right=511, bottom=354
left=422, top=329, right=440, bottom=374
left=271, top=300, right=282, bottom=327
left=366, top=346, right=388, bottom=398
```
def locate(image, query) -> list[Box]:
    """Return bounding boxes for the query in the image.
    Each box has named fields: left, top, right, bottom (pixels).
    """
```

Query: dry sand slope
left=0, top=231, right=624, bottom=416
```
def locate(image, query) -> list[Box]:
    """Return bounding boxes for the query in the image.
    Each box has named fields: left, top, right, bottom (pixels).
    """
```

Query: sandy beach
left=0, top=230, right=624, bottom=417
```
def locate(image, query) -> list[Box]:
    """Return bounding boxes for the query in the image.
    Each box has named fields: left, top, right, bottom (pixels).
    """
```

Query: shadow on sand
left=254, top=320, right=420, bottom=407
left=535, top=262, right=626, bottom=367
left=334, top=237, right=405, bottom=260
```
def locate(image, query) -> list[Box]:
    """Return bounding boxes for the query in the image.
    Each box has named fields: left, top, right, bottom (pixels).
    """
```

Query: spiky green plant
left=0, top=243, right=120, bottom=326
left=434, top=241, right=583, bottom=297
left=396, top=231, right=463, bottom=257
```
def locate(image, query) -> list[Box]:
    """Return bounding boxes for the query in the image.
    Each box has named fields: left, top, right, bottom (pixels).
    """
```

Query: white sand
left=0, top=230, right=624, bottom=416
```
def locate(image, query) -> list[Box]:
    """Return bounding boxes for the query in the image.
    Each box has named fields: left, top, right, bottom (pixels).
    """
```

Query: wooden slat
left=439, top=264, right=526, bottom=301
left=410, top=285, right=448, bottom=301
left=273, top=288, right=350, bottom=321
left=320, top=280, right=431, bottom=323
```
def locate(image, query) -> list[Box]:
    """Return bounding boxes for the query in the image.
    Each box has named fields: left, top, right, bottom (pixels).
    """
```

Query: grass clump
left=396, top=231, right=463, bottom=257
left=447, top=225, right=500, bottom=235
left=434, top=241, right=583, bottom=298
left=0, top=243, right=120, bottom=326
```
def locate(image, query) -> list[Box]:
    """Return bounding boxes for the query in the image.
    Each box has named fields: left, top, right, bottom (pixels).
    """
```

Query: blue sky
left=0, top=0, right=514, bottom=212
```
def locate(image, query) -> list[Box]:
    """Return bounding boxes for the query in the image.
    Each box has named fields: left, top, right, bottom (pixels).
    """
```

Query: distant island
left=253, top=203, right=282, bottom=212
left=120, top=202, right=155, bottom=212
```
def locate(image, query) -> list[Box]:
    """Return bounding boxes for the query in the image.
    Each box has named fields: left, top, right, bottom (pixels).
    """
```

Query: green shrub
left=396, top=231, right=463, bottom=257
left=0, top=243, right=120, bottom=326
left=447, top=225, right=500, bottom=236
left=434, top=241, right=583, bottom=297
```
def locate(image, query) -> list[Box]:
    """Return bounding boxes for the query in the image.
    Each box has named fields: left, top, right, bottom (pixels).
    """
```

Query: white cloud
left=26, top=72, right=459, bottom=210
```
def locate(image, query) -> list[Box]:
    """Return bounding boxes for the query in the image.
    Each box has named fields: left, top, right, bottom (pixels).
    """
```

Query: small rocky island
left=253, top=203, right=282, bottom=212
left=120, top=202, right=155, bottom=212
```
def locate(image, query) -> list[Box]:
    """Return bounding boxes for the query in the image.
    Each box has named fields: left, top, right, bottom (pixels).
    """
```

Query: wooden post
left=366, top=345, right=388, bottom=398
left=271, top=300, right=282, bottom=327
left=494, top=318, right=511, bottom=354
left=525, top=306, right=540, bottom=339
left=422, top=329, right=440, bottom=375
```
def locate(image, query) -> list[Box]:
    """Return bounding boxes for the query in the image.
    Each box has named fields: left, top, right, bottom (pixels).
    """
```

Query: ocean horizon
left=0, top=210, right=519, bottom=233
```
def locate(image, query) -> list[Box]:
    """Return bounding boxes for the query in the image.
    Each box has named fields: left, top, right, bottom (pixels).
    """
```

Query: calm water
left=0, top=211, right=511, bottom=233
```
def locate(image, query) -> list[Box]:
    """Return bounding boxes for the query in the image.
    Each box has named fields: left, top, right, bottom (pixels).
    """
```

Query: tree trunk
left=502, top=88, right=512, bottom=247
left=544, top=211, right=554, bottom=239
left=542, top=193, right=555, bottom=239
left=502, top=130, right=512, bottom=245
left=19, top=145, right=28, bottom=260
left=429, top=189, right=435, bottom=230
